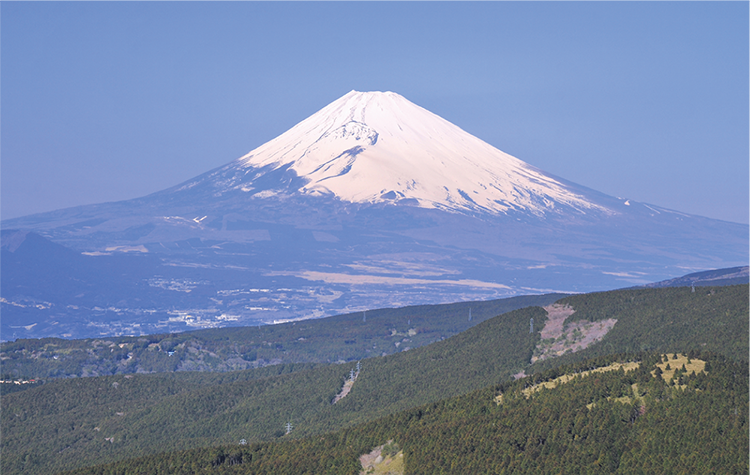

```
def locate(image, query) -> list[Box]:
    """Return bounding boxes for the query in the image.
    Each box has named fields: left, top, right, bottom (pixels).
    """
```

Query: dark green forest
left=1, top=285, right=747, bottom=474
left=529, top=284, right=749, bottom=373
left=66, top=351, right=748, bottom=475
left=2, top=305, right=545, bottom=474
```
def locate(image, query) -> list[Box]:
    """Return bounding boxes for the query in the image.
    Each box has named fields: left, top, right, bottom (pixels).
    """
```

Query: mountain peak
left=200, top=91, right=613, bottom=216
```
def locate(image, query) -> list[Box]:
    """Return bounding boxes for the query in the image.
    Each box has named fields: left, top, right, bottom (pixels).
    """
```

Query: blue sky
left=2, top=2, right=748, bottom=224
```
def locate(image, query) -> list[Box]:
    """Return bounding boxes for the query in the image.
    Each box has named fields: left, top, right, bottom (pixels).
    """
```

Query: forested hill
left=1, top=293, right=563, bottom=381
left=528, top=283, right=749, bottom=373
left=2, top=285, right=747, bottom=475
left=2, top=305, right=545, bottom=474
left=67, top=351, right=749, bottom=475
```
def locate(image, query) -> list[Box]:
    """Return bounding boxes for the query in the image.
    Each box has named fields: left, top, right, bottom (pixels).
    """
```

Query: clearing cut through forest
left=531, top=303, right=617, bottom=363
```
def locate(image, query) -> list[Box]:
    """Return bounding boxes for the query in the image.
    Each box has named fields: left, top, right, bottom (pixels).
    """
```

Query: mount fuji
left=202, top=90, right=609, bottom=217
left=2, top=91, right=747, bottom=339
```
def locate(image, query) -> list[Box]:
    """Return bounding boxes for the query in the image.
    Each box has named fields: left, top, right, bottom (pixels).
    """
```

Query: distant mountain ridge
left=642, top=265, right=748, bottom=288
left=2, top=91, right=747, bottom=340
left=0, top=293, right=564, bottom=379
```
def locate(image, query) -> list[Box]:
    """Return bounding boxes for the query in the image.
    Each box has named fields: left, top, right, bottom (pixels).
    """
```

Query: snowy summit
left=199, top=91, right=611, bottom=216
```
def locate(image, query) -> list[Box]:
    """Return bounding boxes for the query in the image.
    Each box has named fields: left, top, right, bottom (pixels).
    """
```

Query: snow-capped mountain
left=2, top=91, right=747, bottom=340
left=182, top=90, right=610, bottom=217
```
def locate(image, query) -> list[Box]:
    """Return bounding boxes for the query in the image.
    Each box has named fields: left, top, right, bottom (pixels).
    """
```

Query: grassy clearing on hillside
left=652, top=353, right=706, bottom=383
left=496, top=353, right=710, bottom=411
left=496, top=361, right=640, bottom=404
left=522, top=361, right=640, bottom=398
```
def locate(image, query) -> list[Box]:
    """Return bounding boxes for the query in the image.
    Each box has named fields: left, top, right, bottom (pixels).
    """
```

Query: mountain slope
left=2, top=284, right=747, bottom=475
left=1, top=305, right=543, bottom=474
left=194, top=90, right=611, bottom=217
left=66, top=351, right=747, bottom=475
left=2, top=91, right=747, bottom=340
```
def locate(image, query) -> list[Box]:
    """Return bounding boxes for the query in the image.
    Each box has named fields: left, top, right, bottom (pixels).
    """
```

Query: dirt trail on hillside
left=332, top=379, right=354, bottom=404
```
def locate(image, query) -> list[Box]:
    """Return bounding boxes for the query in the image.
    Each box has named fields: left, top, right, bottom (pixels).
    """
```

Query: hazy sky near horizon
left=2, top=2, right=748, bottom=224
